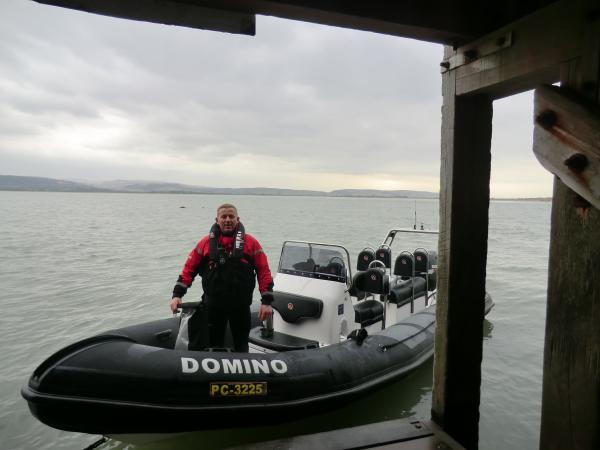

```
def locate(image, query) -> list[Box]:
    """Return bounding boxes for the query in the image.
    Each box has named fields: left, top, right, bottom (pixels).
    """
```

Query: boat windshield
left=278, top=241, right=350, bottom=284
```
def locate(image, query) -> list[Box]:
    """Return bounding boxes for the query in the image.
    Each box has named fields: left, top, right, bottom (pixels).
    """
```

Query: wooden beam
left=33, top=0, right=559, bottom=46
left=432, top=46, right=493, bottom=450
left=34, top=0, right=256, bottom=35
left=533, top=85, right=600, bottom=210
left=441, top=0, right=587, bottom=99
left=539, top=4, right=600, bottom=448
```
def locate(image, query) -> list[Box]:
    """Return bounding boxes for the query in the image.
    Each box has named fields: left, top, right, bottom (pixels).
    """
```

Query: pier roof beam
left=33, top=0, right=256, bottom=35
left=34, top=0, right=557, bottom=46
left=441, top=0, right=585, bottom=99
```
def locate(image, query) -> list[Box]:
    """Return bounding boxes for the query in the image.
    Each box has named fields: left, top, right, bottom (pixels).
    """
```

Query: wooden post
left=539, top=8, right=600, bottom=450
left=432, top=46, right=493, bottom=450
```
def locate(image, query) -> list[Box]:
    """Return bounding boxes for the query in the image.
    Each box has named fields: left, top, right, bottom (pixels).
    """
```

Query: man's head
left=215, top=203, right=239, bottom=235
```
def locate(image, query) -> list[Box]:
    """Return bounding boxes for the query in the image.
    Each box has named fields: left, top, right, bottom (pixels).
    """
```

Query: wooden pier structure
left=33, top=1, right=600, bottom=448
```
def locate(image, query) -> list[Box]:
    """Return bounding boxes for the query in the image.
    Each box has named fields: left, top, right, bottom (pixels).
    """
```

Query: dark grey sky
left=0, top=0, right=552, bottom=196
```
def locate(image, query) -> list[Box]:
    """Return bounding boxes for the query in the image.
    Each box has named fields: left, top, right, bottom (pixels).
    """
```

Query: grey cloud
left=0, top=0, right=547, bottom=195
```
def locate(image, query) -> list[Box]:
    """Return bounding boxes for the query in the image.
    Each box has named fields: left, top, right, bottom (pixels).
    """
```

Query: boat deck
left=230, top=418, right=464, bottom=449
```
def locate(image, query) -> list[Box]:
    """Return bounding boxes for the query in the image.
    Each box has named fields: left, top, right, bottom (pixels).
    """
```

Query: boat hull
left=22, top=295, right=494, bottom=434
left=22, top=307, right=438, bottom=434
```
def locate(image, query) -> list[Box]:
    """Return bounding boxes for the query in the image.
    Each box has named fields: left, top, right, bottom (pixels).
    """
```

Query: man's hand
left=170, top=297, right=182, bottom=313
left=259, top=304, right=273, bottom=322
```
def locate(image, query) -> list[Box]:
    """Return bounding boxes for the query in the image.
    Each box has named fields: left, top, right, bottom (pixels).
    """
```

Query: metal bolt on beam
left=564, top=153, right=589, bottom=173
left=536, top=109, right=558, bottom=129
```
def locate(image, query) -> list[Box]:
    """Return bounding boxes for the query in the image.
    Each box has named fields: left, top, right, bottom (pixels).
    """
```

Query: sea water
left=0, top=192, right=550, bottom=449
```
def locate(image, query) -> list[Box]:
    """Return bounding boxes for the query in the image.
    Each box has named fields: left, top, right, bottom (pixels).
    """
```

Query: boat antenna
left=413, top=201, right=417, bottom=230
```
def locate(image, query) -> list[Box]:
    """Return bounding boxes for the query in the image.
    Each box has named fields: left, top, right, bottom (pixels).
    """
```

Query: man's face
left=216, top=207, right=239, bottom=235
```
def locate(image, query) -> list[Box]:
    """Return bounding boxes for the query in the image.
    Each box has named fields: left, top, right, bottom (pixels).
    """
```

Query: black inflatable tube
left=22, top=295, right=494, bottom=435
left=22, top=307, right=435, bottom=434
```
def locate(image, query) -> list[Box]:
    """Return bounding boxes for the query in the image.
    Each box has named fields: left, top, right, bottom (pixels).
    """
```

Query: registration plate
left=209, top=382, right=267, bottom=397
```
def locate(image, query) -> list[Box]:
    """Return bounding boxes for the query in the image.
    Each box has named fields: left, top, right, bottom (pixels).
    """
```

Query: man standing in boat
left=170, top=203, right=274, bottom=352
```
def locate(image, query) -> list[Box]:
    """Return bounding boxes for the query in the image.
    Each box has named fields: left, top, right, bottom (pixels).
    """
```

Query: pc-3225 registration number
left=209, top=382, right=267, bottom=397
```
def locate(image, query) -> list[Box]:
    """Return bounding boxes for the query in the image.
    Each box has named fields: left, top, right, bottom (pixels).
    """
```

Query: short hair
left=216, top=203, right=238, bottom=215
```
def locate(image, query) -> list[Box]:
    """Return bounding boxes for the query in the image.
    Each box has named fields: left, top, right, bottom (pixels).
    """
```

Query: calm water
left=0, top=192, right=550, bottom=449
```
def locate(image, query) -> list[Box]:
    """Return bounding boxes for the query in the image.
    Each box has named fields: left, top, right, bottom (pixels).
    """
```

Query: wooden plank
left=34, top=0, right=473, bottom=43
left=533, top=85, right=600, bottom=210
left=34, top=0, right=559, bottom=46
left=448, top=0, right=586, bottom=99
left=34, top=0, right=256, bottom=35
left=539, top=4, right=600, bottom=449
left=432, top=46, right=493, bottom=450
left=231, top=419, right=466, bottom=450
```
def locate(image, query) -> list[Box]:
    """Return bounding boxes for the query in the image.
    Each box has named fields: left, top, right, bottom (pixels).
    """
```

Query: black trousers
left=207, top=301, right=251, bottom=352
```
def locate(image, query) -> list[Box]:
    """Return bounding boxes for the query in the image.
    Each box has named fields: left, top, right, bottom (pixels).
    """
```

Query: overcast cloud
left=0, top=0, right=552, bottom=196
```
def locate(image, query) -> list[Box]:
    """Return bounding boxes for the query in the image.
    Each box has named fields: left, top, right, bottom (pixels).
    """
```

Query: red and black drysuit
left=172, top=223, right=273, bottom=352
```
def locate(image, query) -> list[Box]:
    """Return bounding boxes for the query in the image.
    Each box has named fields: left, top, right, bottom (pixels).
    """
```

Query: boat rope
left=83, top=436, right=108, bottom=450
left=378, top=322, right=434, bottom=352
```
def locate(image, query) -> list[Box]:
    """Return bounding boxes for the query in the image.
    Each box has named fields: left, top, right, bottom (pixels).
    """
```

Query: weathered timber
left=449, top=0, right=585, bottom=99
left=33, top=0, right=557, bottom=46
left=533, top=85, right=600, bottom=210
left=539, top=3, right=600, bottom=449
left=432, top=46, right=493, bottom=450
left=34, top=0, right=256, bottom=35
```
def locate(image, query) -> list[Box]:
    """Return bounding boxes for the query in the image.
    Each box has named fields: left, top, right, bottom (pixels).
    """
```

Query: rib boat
left=22, top=229, right=493, bottom=434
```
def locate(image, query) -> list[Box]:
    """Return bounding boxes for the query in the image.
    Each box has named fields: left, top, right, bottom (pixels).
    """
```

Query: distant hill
left=95, top=181, right=325, bottom=197
left=330, top=189, right=438, bottom=199
left=0, top=175, right=106, bottom=192
left=0, top=174, right=438, bottom=198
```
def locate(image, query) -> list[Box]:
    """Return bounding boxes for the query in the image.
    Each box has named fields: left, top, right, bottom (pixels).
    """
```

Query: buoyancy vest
left=201, top=222, right=256, bottom=306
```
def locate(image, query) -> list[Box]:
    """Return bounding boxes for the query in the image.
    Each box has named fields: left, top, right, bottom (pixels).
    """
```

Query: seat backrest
left=362, top=267, right=390, bottom=294
left=375, top=245, right=392, bottom=269
left=271, top=291, right=324, bottom=323
left=352, top=270, right=366, bottom=292
left=414, top=248, right=437, bottom=290
left=414, top=249, right=437, bottom=274
left=393, top=252, right=414, bottom=278
left=356, top=248, right=375, bottom=271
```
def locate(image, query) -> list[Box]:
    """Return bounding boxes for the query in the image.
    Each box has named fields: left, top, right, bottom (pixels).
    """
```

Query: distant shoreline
left=0, top=175, right=551, bottom=201
left=0, top=188, right=436, bottom=199
left=490, top=197, right=551, bottom=202
left=0, top=188, right=552, bottom=202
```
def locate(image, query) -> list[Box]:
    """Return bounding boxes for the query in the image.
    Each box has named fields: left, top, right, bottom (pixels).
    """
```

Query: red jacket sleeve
left=172, top=237, right=207, bottom=298
left=245, top=235, right=274, bottom=294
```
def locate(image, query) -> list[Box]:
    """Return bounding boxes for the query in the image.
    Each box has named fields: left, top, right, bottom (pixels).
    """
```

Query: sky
left=0, top=0, right=553, bottom=197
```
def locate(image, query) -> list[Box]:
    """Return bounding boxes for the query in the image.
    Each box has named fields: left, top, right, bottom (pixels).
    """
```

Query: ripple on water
left=1, top=193, right=550, bottom=450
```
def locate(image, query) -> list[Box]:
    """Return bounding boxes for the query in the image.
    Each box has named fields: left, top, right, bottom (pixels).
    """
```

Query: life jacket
left=200, top=222, right=256, bottom=306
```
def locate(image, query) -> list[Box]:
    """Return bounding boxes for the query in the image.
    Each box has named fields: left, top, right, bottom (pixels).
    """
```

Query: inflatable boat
left=22, top=229, right=494, bottom=434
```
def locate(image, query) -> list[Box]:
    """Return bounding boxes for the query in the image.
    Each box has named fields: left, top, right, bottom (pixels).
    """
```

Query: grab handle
left=177, top=302, right=201, bottom=311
